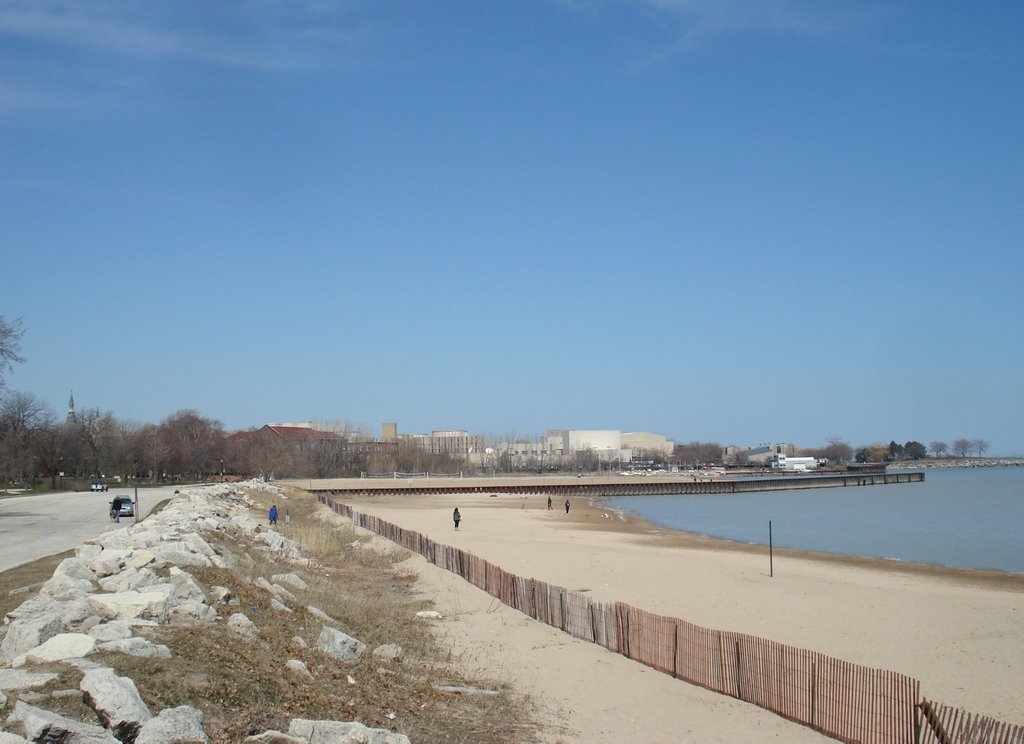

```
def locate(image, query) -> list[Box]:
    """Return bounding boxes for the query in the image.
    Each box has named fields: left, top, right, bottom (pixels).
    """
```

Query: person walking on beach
left=453, top=508, right=461, bottom=530
left=269, top=504, right=278, bottom=527
left=547, top=496, right=552, bottom=510
left=564, top=499, right=570, bottom=514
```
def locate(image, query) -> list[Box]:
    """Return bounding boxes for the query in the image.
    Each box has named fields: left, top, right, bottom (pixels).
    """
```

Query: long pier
left=307, top=470, right=923, bottom=500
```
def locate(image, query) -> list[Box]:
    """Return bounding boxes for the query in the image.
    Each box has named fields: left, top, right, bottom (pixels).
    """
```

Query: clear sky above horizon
left=2, top=1, right=1022, bottom=454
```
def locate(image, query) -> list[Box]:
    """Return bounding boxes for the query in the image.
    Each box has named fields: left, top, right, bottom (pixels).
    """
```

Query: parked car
left=109, top=497, right=134, bottom=518
left=91, top=480, right=108, bottom=492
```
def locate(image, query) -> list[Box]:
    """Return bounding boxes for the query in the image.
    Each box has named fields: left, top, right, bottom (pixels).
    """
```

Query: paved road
left=0, top=486, right=181, bottom=573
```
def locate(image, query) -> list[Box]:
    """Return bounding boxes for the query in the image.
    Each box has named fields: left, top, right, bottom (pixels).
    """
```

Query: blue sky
left=2, top=1, right=1022, bottom=453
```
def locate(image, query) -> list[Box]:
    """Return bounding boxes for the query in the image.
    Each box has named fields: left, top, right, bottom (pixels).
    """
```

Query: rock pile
left=1, top=479, right=410, bottom=744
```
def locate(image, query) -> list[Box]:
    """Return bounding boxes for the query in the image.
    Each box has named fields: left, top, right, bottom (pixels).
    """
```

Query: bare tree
left=109, top=420, right=142, bottom=483
left=972, top=439, right=990, bottom=457
left=305, top=436, right=344, bottom=478
left=804, top=438, right=853, bottom=464
left=74, top=407, right=119, bottom=477
left=0, top=316, right=25, bottom=392
left=161, top=410, right=225, bottom=481
left=225, top=428, right=294, bottom=479
left=0, top=392, right=53, bottom=484
left=138, top=424, right=168, bottom=483
left=952, top=439, right=972, bottom=458
left=929, top=441, right=948, bottom=458
left=34, top=419, right=76, bottom=489
left=674, top=441, right=723, bottom=466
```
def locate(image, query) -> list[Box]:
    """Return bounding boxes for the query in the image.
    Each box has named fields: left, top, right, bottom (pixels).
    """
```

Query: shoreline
left=587, top=495, right=1024, bottom=591
left=321, top=487, right=1024, bottom=726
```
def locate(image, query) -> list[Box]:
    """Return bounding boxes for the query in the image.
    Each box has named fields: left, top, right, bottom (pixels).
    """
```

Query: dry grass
left=0, top=550, right=74, bottom=621
left=0, top=487, right=539, bottom=743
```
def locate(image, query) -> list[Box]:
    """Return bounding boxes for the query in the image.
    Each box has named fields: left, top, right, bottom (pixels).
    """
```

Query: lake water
left=606, top=467, right=1024, bottom=574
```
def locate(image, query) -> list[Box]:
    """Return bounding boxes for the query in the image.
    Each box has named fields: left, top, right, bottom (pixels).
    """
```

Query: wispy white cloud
left=0, top=0, right=371, bottom=70
left=639, top=0, right=853, bottom=39
left=560, top=0, right=862, bottom=66
left=0, top=0, right=378, bottom=119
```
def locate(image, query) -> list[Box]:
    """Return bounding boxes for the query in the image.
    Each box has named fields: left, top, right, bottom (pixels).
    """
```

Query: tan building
left=621, top=432, right=675, bottom=457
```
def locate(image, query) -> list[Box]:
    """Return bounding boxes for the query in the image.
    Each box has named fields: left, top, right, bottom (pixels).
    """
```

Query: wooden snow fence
left=314, top=493, right=1020, bottom=744
left=918, top=700, right=1024, bottom=744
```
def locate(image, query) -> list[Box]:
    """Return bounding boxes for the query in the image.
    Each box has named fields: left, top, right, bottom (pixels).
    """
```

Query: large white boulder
left=182, top=533, right=216, bottom=557
left=135, top=706, right=207, bottom=744
left=87, top=621, right=133, bottom=643
left=6, top=701, right=117, bottom=743
left=256, top=578, right=296, bottom=602
left=170, top=600, right=218, bottom=622
left=12, top=633, right=96, bottom=667
left=316, top=628, right=365, bottom=663
left=98, top=637, right=172, bottom=658
left=87, top=590, right=170, bottom=623
left=89, top=558, right=122, bottom=578
left=0, top=669, right=58, bottom=691
left=271, top=573, right=308, bottom=591
left=230, top=514, right=260, bottom=533
left=288, top=718, right=410, bottom=744
left=39, top=573, right=94, bottom=600
left=285, top=659, right=313, bottom=679
left=0, top=614, right=64, bottom=662
left=99, top=566, right=159, bottom=593
left=166, top=567, right=208, bottom=602
left=54, top=556, right=98, bottom=583
left=126, top=549, right=157, bottom=570
left=76, top=544, right=103, bottom=562
left=80, top=667, right=153, bottom=742
left=154, top=549, right=212, bottom=569
left=227, top=613, right=258, bottom=637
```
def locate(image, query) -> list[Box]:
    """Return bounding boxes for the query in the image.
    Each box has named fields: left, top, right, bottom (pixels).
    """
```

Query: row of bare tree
left=0, top=392, right=482, bottom=488
left=0, top=394, right=230, bottom=488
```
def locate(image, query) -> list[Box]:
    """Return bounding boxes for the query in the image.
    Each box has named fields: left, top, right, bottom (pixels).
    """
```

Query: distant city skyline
left=3, top=1, right=1021, bottom=456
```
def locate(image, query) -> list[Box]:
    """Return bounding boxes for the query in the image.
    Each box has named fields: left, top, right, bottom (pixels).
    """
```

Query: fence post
left=735, top=641, right=743, bottom=700
left=918, top=701, right=953, bottom=744
left=672, top=623, right=679, bottom=679
left=810, top=661, right=816, bottom=729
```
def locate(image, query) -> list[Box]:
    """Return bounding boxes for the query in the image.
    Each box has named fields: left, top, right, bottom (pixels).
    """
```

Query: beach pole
left=769, top=520, right=774, bottom=577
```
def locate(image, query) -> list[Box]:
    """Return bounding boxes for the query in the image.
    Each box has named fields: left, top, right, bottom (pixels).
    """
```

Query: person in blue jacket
left=269, top=504, right=279, bottom=527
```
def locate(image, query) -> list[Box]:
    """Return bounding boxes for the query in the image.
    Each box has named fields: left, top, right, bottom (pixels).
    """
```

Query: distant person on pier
left=453, top=508, right=461, bottom=530
left=564, top=499, right=570, bottom=514
left=547, top=496, right=553, bottom=510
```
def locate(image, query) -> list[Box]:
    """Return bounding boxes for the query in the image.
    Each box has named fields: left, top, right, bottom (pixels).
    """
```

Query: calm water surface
left=606, top=467, right=1024, bottom=573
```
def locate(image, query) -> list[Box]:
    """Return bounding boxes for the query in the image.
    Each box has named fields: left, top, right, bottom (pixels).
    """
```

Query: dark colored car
left=91, top=480, right=108, bottom=492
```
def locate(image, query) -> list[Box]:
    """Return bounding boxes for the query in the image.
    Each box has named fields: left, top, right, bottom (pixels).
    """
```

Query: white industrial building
left=771, top=454, right=818, bottom=471
left=379, top=423, right=674, bottom=469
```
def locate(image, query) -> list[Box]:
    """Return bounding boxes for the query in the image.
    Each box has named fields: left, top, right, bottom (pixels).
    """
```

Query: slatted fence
left=316, top=493, right=1021, bottom=744
left=918, top=700, right=1024, bottom=744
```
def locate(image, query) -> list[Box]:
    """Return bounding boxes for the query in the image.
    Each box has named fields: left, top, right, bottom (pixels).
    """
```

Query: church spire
left=67, top=390, right=76, bottom=422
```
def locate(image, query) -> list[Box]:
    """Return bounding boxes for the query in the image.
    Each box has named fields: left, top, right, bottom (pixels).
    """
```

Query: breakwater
left=310, top=470, right=923, bottom=500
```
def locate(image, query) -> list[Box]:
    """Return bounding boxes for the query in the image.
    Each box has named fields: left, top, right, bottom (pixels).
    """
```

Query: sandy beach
left=312, top=486, right=1024, bottom=742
